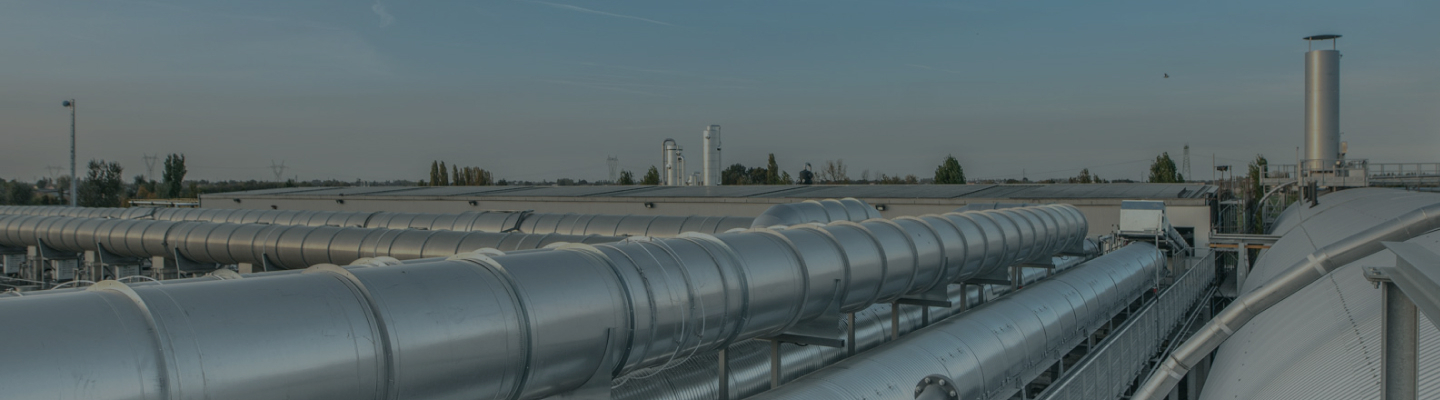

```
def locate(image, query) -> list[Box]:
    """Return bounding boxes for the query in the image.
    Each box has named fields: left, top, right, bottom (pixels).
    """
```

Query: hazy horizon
left=2, top=0, right=1436, bottom=184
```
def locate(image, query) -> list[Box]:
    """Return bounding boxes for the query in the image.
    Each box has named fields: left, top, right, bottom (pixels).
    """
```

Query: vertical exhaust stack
left=661, top=138, right=678, bottom=185
left=703, top=125, right=721, bottom=186
left=1304, top=34, right=1342, bottom=172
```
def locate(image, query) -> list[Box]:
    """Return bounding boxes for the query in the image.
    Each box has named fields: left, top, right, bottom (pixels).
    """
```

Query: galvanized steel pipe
left=0, top=204, right=1086, bottom=400
left=0, top=214, right=620, bottom=269
left=748, top=243, right=1163, bottom=400
left=750, top=198, right=881, bottom=229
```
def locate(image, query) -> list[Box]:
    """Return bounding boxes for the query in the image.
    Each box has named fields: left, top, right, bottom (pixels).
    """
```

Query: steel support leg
left=770, top=340, right=781, bottom=389
left=718, top=348, right=730, bottom=400
left=1382, top=282, right=1418, bottom=400
left=891, top=302, right=900, bottom=340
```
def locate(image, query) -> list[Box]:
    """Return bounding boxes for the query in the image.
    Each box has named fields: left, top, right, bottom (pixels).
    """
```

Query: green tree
left=80, top=159, right=125, bottom=207
left=438, top=161, right=450, bottom=186
left=7, top=180, right=34, bottom=205
left=429, top=161, right=441, bottom=186
left=641, top=166, right=661, bottom=185
left=1148, top=152, right=1183, bottom=183
left=722, top=163, right=749, bottom=185
left=162, top=153, right=187, bottom=198
left=766, top=154, right=780, bottom=185
left=780, top=171, right=794, bottom=185
left=617, top=170, right=636, bottom=185
left=933, top=155, right=966, bottom=184
left=1070, top=168, right=1094, bottom=183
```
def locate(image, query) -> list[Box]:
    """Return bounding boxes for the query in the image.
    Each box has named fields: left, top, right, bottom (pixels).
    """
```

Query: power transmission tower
left=45, top=166, right=62, bottom=181
left=1182, top=144, right=1191, bottom=182
left=606, top=156, right=619, bottom=182
left=142, top=154, right=159, bottom=181
left=269, top=160, right=288, bottom=182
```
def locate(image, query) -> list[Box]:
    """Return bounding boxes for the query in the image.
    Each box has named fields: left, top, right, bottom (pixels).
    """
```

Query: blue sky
left=1, top=0, right=1436, bottom=183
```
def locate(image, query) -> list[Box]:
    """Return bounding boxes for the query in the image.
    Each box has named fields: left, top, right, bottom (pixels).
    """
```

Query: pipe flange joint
left=914, top=374, right=959, bottom=400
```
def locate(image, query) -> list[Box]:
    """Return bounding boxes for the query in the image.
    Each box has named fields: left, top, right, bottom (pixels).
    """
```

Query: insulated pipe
left=612, top=256, right=1085, bottom=400
left=0, top=206, right=752, bottom=237
left=0, top=214, right=621, bottom=269
left=0, top=204, right=1086, bottom=400
left=750, top=198, right=884, bottom=229
left=1133, top=203, right=1440, bottom=399
left=748, top=243, right=1162, bottom=400
left=1, top=201, right=873, bottom=238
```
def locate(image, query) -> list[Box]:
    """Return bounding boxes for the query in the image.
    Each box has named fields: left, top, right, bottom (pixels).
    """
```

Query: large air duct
left=751, top=198, right=883, bottom=228
left=0, top=214, right=620, bottom=270
left=1304, top=35, right=1342, bottom=171
left=0, top=204, right=1087, bottom=400
left=748, top=243, right=1162, bottom=400
left=703, top=125, right=721, bottom=186
left=0, top=206, right=757, bottom=237
left=613, top=256, right=1086, bottom=400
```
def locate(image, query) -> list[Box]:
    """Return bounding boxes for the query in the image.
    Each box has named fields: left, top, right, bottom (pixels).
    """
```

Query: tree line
left=613, top=154, right=969, bottom=186
left=423, top=161, right=497, bottom=186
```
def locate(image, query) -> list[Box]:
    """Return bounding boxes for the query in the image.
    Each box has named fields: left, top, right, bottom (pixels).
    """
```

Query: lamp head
left=62, top=100, right=72, bottom=107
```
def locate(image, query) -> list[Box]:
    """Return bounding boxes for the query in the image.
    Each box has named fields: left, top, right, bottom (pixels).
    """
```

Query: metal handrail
left=1037, top=251, right=1216, bottom=400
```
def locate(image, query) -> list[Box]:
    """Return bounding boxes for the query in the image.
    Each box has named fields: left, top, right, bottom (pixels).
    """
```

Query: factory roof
left=207, top=183, right=1215, bottom=200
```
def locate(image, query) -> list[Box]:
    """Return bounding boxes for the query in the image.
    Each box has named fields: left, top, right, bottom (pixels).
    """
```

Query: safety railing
left=1037, top=251, right=1216, bottom=400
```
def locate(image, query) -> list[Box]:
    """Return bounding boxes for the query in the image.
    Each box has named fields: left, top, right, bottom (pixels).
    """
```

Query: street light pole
left=63, top=99, right=77, bottom=207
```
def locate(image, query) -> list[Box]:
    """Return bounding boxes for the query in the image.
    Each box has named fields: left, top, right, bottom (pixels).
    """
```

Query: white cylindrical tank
left=662, top=138, right=677, bottom=185
left=703, top=125, right=721, bottom=186
left=1305, top=49, right=1340, bottom=172
left=676, top=154, right=686, bottom=186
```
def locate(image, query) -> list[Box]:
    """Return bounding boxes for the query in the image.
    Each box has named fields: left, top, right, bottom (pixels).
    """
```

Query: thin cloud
left=372, top=2, right=394, bottom=27
left=529, top=1, right=674, bottom=27
left=906, top=64, right=966, bottom=75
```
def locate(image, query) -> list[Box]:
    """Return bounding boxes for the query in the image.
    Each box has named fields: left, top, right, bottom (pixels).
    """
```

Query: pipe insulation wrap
left=748, top=243, right=1163, bottom=400
left=612, top=256, right=1086, bottom=400
left=0, top=204, right=1086, bottom=400
left=0, top=214, right=621, bottom=269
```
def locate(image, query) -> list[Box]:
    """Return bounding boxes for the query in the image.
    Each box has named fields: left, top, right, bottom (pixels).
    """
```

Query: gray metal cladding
left=0, top=214, right=621, bottom=269
left=0, top=203, right=1087, bottom=400
left=0, top=205, right=768, bottom=237
left=750, top=198, right=879, bottom=229
left=747, top=243, right=1162, bottom=400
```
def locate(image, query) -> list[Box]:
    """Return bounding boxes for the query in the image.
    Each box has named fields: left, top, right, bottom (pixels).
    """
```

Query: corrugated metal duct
left=0, top=204, right=1086, bottom=400
left=750, top=198, right=881, bottom=229
left=1, top=199, right=882, bottom=237
left=0, top=207, right=759, bottom=237
left=613, top=256, right=1087, bottom=400
left=0, top=214, right=620, bottom=269
left=748, top=243, right=1162, bottom=400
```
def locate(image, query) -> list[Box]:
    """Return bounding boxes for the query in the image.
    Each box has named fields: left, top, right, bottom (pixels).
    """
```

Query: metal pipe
left=0, top=206, right=754, bottom=237
left=750, top=198, right=883, bottom=229
left=0, top=214, right=621, bottom=269
left=612, top=257, right=1083, bottom=400
left=746, top=243, right=1162, bottom=400
left=0, top=204, right=1087, bottom=400
left=1132, top=202, right=1440, bottom=399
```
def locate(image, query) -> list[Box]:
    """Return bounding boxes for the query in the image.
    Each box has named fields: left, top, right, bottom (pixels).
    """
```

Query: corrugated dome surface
left=1202, top=188, right=1440, bottom=400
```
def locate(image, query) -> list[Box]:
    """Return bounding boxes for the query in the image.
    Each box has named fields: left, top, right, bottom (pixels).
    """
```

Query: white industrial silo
left=1304, top=35, right=1341, bottom=172
left=661, top=138, right=678, bottom=185
left=703, top=125, right=721, bottom=186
